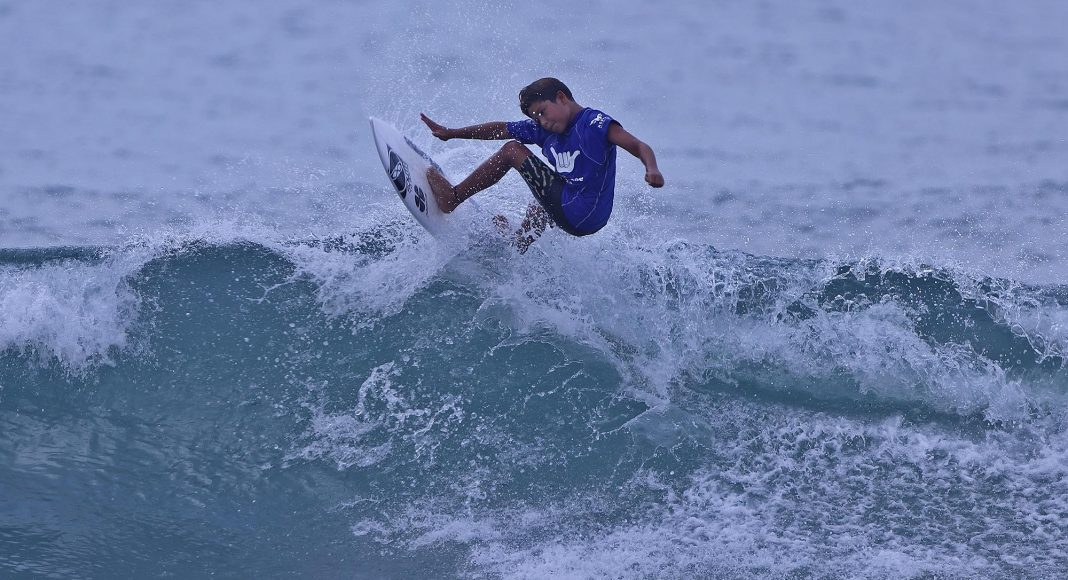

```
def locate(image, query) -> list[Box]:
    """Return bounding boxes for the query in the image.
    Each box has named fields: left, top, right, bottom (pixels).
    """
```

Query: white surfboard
left=369, top=117, right=456, bottom=237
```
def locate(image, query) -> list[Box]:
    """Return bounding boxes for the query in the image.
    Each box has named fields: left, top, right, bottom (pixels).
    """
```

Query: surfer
left=421, top=77, right=664, bottom=252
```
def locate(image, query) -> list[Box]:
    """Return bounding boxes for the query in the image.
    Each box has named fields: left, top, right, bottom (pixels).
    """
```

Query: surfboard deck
left=369, top=117, right=454, bottom=237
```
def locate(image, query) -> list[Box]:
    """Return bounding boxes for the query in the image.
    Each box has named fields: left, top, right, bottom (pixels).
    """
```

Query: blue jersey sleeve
left=506, top=119, right=548, bottom=146
left=577, top=110, right=616, bottom=164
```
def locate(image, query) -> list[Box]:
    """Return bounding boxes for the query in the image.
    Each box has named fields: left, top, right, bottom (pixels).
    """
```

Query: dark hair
left=519, top=78, right=573, bottom=115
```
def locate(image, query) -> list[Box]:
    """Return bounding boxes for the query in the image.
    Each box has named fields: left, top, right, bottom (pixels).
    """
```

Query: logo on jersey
left=550, top=146, right=579, bottom=173
left=590, top=112, right=608, bottom=129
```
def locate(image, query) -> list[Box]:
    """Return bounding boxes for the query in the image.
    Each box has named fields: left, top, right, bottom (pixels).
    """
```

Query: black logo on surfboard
left=387, top=147, right=408, bottom=199
left=386, top=145, right=428, bottom=214
left=412, top=184, right=427, bottom=213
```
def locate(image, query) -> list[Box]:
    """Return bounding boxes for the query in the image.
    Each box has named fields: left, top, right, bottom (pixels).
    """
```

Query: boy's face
left=526, top=92, right=573, bottom=134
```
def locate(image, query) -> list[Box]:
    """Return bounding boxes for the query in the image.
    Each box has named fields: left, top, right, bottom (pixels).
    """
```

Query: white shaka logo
left=550, top=147, right=579, bottom=173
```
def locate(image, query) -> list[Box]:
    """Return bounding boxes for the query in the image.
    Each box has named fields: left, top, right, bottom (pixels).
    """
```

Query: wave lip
left=504, top=237, right=1068, bottom=422
left=1, top=248, right=145, bottom=371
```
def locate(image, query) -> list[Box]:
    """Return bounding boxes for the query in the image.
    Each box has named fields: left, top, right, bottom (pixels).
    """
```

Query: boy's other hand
left=645, top=170, right=665, bottom=188
left=420, top=113, right=452, bottom=141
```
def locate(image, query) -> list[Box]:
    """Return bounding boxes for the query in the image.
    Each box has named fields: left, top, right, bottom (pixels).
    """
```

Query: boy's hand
left=645, top=169, right=665, bottom=188
left=420, top=113, right=452, bottom=141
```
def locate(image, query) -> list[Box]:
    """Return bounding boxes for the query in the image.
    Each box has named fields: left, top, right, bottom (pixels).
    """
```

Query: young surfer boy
left=420, top=77, right=664, bottom=251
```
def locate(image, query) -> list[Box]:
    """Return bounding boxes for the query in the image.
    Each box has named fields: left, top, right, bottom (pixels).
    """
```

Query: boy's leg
left=427, top=141, right=532, bottom=213
left=515, top=203, right=550, bottom=254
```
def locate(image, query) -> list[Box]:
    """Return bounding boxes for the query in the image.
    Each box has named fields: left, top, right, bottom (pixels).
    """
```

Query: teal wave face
left=2, top=237, right=1067, bottom=421
left=2, top=236, right=1068, bottom=577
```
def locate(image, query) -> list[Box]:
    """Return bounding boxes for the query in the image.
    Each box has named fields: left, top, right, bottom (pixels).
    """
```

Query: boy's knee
left=502, top=140, right=531, bottom=163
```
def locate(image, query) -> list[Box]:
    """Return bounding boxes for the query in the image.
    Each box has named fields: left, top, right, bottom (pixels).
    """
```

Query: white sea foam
left=480, top=233, right=1060, bottom=421
left=280, top=226, right=453, bottom=322
left=0, top=251, right=147, bottom=371
left=366, top=405, right=1068, bottom=579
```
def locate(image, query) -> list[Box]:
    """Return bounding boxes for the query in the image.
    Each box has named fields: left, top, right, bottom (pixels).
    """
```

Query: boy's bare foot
left=426, top=167, right=458, bottom=213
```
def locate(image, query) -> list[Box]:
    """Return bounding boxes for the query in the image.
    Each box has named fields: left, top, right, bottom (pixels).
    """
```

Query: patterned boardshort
left=516, top=153, right=586, bottom=237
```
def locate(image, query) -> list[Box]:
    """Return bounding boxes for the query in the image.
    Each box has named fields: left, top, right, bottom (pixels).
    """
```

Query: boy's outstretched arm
left=607, top=123, right=664, bottom=188
left=421, top=114, right=510, bottom=141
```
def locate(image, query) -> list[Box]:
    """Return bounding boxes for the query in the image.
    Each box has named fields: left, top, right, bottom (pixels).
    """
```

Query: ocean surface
left=2, top=1, right=1068, bottom=578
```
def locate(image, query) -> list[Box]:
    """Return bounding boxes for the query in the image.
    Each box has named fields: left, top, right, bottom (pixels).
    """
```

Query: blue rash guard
left=506, top=108, right=618, bottom=235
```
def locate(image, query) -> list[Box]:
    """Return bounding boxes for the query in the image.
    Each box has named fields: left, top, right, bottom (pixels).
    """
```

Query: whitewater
left=2, top=1, right=1068, bottom=578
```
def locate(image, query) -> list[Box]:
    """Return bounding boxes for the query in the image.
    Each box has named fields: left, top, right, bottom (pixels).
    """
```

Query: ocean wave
left=1, top=230, right=1065, bottom=420
left=4, top=229, right=1068, bottom=579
